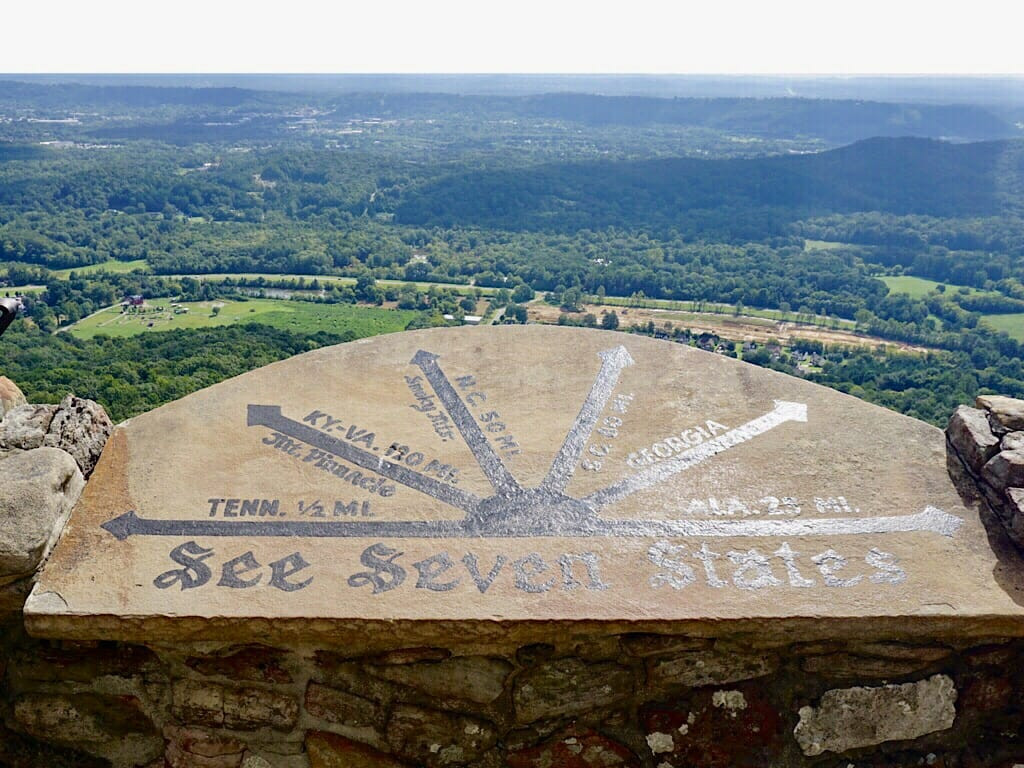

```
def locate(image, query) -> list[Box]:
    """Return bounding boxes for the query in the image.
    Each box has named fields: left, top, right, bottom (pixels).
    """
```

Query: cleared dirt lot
left=528, top=303, right=931, bottom=353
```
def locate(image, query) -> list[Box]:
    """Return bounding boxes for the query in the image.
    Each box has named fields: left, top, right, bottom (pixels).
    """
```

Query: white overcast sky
left=1, top=0, right=1021, bottom=74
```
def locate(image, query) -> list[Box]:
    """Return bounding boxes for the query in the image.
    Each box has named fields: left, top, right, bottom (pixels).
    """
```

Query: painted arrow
left=100, top=505, right=961, bottom=540
left=585, top=400, right=809, bottom=508
left=100, top=510, right=468, bottom=540
left=411, top=350, right=522, bottom=497
left=600, top=505, right=963, bottom=539
left=541, top=345, right=635, bottom=494
left=247, top=404, right=482, bottom=514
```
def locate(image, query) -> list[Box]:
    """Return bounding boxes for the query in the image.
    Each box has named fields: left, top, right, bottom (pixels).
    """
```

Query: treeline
left=0, top=322, right=347, bottom=422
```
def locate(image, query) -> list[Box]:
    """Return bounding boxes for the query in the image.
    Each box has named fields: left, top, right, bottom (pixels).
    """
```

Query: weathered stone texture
left=305, top=681, right=382, bottom=728
left=646, top=650, right=777, bottom=690
left=507, top=727, right=640, bottom=768
left=620, top=633, right=711, bottom=658
left=371, top=646, right=452, bottom=665
left=1003, top=431, right=1024, bottom=452
left=513, top=658, right=634, bottom=723
left=0, top=375, right=27, bottom=419
left=793, top=674, right=957, bottom=756
left=368, top=655, right=512, bottom=705
left=977, top=394, right=1024, bottom=433
left=164, top=725, right=247, bottom=768
left=0, top=404, right=57, bottom=450
left=800, top=645, right=950, bottom=679
left=948, top=405, right=1000, bottom=472
left=171, top=680, right=299, bottom=731
left=306, top=730, right=406, bottom=768
left=982, top=449, right=1024, bottom=491
left=386, top=703, right=497, bottom=766
left=1009, top=487, right=1024, bottom=521
left=0, top=447, right=84, bottom=583
left=12, top=691, right=155, bottom=743
left=185, top=645, right=293, bottom=684
left=8, top=641, right=162, bottom=684
left=42, top=395, right=113, bottom=477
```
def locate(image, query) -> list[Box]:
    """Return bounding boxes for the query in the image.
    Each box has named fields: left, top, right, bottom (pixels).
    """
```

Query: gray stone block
left=794, top=674, right=956, bottom=756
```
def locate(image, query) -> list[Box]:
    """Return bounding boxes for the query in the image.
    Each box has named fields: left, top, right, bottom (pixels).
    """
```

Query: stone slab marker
left=25, top=325, right=1022, bottom=642
left=16, top=326, right=1024, bottom=766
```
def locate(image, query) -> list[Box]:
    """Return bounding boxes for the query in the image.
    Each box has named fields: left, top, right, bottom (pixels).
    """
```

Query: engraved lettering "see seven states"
left=648, top=541, right=906, bottom=591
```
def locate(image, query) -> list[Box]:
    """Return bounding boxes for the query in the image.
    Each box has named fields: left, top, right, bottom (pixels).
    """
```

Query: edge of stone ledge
left=22, top=607, right=1024, bottom=651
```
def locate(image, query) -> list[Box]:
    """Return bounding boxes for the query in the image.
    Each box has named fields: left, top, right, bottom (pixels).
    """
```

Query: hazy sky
left=3, top=0, right=1022, bottom=74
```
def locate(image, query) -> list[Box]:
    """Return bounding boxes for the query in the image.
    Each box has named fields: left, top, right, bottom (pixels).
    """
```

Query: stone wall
left=4, top=383, right=1024, bottom=767
left=947, top=395, right=1024, bottom=553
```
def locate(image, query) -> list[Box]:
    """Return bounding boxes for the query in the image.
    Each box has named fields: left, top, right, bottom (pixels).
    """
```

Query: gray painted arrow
left=247, top=404, right=482, bottom=514
left=585, top=400, right=808, bottom=508
left=100, top=505, right=961, bottom=540
left=100, top=510, right=467, bottom=540
left=541, top=345, right=634, bottom=494
left=411, top=350, right=522, bottom=497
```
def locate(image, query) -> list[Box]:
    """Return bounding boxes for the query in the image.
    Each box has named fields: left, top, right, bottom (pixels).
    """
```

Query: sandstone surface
left=23, top=326, right=1024, bottom=646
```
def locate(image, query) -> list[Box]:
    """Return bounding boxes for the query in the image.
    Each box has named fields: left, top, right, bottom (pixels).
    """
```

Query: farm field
left=981, top=313, right=1024, bottom=341
left=53, top=259, right=150, bottom=278
left=65, top=298, right=417, bottom=340
left=528, top=302, right=931, bottom=353
left=879, top=275, right=982, bottom=298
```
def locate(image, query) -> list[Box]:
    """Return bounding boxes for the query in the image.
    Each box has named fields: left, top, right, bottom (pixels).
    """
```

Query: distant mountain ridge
left=516, top=95, right=1017, bottom=143
left=324, top=93, right=1018, bottom=144
left=0, top=80, right=269, bottom=108
left=0, top=81, right=1018, bottom=146
left=395, top=137, right=1024, bottom=237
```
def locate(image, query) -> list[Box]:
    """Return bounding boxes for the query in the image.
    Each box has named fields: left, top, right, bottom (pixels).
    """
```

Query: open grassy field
left=981, top=313, right=1024, bottom=341
left=65, top=298, right=417, bottom=340
left=803, top=239, right=849, bottom=251
left=879, top=275, right=983, bottom=299
left=52, top=259, right=150, bottom=278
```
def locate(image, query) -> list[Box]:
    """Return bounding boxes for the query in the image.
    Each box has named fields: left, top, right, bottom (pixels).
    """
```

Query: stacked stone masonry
left=948, top=395, right=1024, bottom=551
left=4, top=623, right=1024, bottom=767
left=5, top=378, right=1024, bottom=766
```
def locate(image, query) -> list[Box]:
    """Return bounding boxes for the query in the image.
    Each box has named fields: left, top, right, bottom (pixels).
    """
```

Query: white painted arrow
left=603, top=505, right=963, bottom=538
left=585, top=400, right=808, bottom=508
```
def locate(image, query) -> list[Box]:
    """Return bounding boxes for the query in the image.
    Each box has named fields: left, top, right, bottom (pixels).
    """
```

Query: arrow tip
left=598, top=345, right=635, bottom=367
left=922, top=505, right=963, bottom=537
left=773, top=400, right=808, bottom=423
left=101, top=511, right=137, bottom=541
left=411, top=349, right=440, bottom=366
